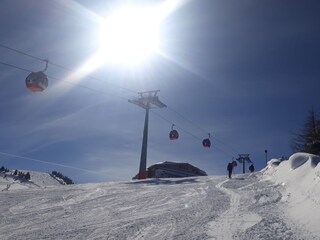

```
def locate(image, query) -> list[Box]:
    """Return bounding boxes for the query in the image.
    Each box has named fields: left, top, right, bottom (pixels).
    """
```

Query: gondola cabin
left=26, top=71, right=48, bottom=92
left=202, top=138, right=211, bottom=148
left=169, top=129, right=179, bottom=140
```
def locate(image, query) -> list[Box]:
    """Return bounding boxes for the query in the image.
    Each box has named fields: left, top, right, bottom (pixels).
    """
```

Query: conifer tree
left=51, top=170, right=74, bottom=184
left=25, top=172, right=31, bottom=180
left=291, top=109, right=320, bottom=155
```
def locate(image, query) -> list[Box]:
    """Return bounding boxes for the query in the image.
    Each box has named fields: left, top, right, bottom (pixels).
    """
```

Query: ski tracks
left=207, top=174, right=311, bottom=240
left=208, top=178, right=261, bottom=240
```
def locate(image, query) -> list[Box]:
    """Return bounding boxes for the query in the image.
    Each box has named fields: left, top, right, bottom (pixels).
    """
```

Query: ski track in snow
left=0, top=173, right=318, bottom=239
left=208, top=174, right=316, bottom=240
left=0, top=177, right=229, bottom=240
left=208, top=178, right=262, bottom=240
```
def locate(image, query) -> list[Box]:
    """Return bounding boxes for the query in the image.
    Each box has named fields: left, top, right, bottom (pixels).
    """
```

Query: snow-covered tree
left=51, top=171, right=74, bottom=184
left=25, top=172, right=31, bottom=180
left=291, top=109, right=320, bottom=155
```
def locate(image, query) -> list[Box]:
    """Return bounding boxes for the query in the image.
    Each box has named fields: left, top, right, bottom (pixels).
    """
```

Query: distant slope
left=0, top=170, right=64, bottom=191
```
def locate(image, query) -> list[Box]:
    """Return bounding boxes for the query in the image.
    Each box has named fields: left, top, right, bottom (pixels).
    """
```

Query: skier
left=249, top=164, right=255, bottom=173
left=227, top=161, right=237, bottom=179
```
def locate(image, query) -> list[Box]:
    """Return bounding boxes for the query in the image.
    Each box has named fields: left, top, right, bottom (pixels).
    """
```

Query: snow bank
left=262, top=152, right=320, bottom=235
left=289, top=152, right=320, bottom=169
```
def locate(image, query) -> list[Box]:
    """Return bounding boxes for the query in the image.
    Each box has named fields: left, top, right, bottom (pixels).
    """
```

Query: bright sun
left=59, top=0, right=185, bottom=90
left=97, top=6, right=162, bottom=65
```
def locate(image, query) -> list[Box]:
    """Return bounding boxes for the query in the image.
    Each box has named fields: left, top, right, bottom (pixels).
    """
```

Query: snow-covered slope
left=0, top=170, right=64, bottom=191
left=0, top=153, right=319, bottom=239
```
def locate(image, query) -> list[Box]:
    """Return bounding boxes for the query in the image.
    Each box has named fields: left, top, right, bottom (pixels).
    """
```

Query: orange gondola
left=26, top=60, right=49, bottom=92
left=26, top=71, right=48, bottom=92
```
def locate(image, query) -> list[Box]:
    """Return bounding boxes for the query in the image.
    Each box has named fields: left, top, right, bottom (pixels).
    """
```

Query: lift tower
left=129, top=90, right=166, bottom=179
left=236, top=154, right=252, bottom=174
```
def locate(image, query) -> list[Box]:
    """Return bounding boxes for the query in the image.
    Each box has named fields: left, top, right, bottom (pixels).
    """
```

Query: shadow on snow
left=127, top=177, right=200, bottom=185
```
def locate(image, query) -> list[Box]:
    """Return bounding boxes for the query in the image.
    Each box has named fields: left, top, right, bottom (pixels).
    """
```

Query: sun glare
left=54, top=0, right=186, bottom=95
left=98, top=6, right=162, bottom=65
left=67, top=0, right=186, bottom=79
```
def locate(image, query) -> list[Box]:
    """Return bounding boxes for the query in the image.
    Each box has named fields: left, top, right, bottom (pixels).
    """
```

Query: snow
left=262, top=153, right=320, bottom=236
left=0, top=152, right=319, bottom=239
left=289, top=152, right=320, bottom=169
left=0, top=170, right=64, bottom=191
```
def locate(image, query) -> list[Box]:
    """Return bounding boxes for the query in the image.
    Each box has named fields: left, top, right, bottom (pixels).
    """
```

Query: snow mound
left=289, top=152, right=320, bottom=169
left=262, top=152, right=320, bottom=233
left=269, top=158, right=282, bottom=167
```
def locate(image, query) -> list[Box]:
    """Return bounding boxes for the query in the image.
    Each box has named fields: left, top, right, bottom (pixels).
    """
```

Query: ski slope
left=0, top=153, right=319, bottom=239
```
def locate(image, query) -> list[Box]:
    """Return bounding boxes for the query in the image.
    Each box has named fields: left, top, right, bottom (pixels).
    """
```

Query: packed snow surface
left=1, top=153, right=319, bottom=239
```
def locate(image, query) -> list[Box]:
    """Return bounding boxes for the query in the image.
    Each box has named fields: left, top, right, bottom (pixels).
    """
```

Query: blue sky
left=0, top=0, right=320, bottom=183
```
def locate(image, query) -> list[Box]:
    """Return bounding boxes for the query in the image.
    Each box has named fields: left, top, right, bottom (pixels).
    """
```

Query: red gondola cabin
left=202, top=138, right=211, bottom=148
left=169, top=129, right=179, bottom=140
left=26, top=71, right=48, bottom=92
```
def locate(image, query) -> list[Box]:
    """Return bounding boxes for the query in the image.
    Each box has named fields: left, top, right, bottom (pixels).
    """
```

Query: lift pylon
left=236, top=154, right=252, bottom=174
left=129, top=90, right=166, bottom=179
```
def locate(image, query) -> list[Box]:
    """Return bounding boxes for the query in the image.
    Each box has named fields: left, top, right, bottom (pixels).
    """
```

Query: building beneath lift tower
left=133, top=162, right=207, bottom=179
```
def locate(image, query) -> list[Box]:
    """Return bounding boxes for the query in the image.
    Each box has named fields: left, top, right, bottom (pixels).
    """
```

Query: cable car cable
left=0, top=47, right=238, bottom=155
left=0, top=61, right=32, bottom=73
left=0, top=151, right=97, bottom=174
left=0, top=61, right=129, bottom=101
left=167, top=105, right=209, bottom=135
left=151, top=110, right=201, bottom=141
left=0, top=43, right=237, bottom=151
left=166, top=105, right=239, bottom=155
left=0, top=42, right=137, bottom=94
left=1, top=60, right=238, bottom=157
left=0, top=43, right=45, bottom=62
left=151, top=110, right=234, bottom=158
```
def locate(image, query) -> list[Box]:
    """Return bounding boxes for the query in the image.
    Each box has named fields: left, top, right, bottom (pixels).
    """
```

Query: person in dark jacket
left=249, top=164, right=255, bottom=173
left=227, top=161, right=237, bottom=178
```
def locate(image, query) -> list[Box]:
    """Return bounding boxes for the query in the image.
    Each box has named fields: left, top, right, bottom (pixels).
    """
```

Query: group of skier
left=226, top=161, right=255, bottom=179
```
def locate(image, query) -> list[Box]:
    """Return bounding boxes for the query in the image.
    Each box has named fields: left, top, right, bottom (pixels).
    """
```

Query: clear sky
left=0, top=0, right=319, bottom=183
